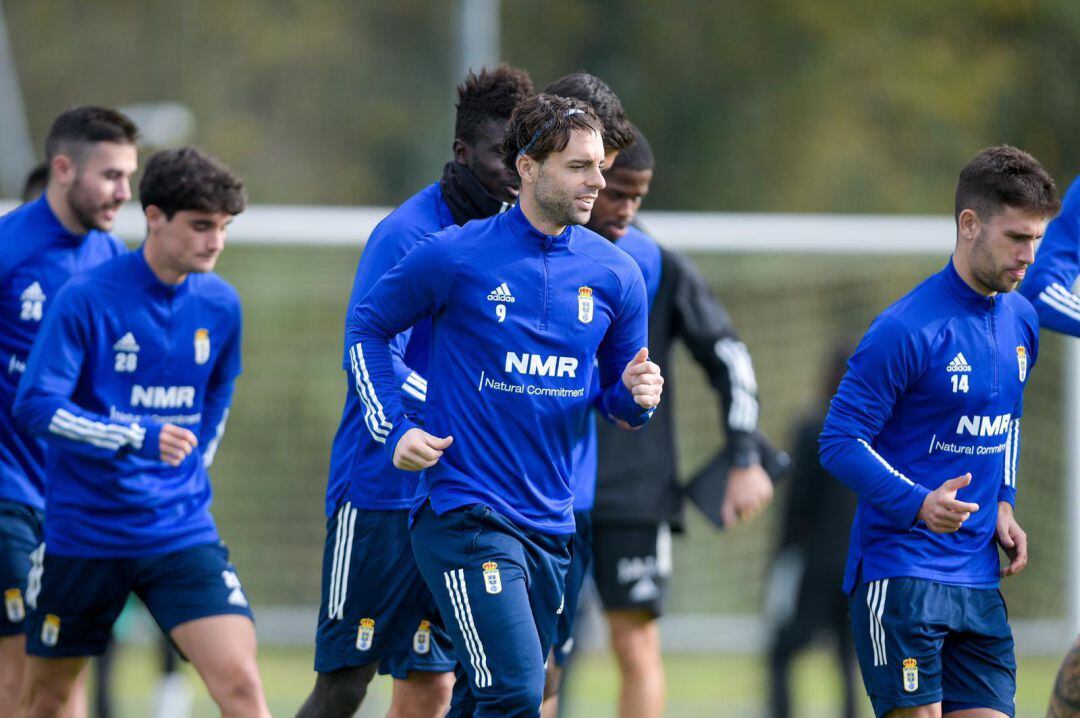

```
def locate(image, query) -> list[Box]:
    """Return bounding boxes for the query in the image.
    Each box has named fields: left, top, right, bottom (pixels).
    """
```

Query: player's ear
left=50, top=154, right=76, bottom=187
left=452, top=138, right=470, bottom=166
left=957, top=208, right=979, bottom=242
left=516, top=153, right=536, bottom=185
left=144, top=205, right=167, bottom=232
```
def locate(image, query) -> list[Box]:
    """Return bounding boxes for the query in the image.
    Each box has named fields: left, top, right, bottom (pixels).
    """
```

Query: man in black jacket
left=589, top=128, right=774, bottom=718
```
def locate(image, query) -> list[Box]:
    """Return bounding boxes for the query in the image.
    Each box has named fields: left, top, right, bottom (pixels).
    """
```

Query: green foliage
left=8, top=1, right=1080, bottom=209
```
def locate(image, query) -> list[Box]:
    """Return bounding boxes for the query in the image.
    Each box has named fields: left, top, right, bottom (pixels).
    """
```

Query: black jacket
left=593, top=246, right=760, bottom=528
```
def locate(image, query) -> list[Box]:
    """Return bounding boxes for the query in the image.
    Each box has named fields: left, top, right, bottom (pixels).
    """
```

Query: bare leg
left=170, top=615, right=269, bottom=718
left=15, top=656, right=86, bottom=718
left=0, top=634, right=28, bottom=714
left=386, top=671, right=454, bottom=718
left=295, top=664, right=378, bottom=718
left=606, top=609, right=663, bottom=718
left=540, top=654, right=562, bottom=718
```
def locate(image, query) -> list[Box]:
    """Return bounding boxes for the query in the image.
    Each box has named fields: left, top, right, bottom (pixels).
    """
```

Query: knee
left=21, top=685, right=71, bottom=718
left=389, top=672, right=453, bottom=718
left=207, top=659, right=266, bottom=715
left=302, top=665, right=377, bottom=718
left=489, top=683, right=546, bottom=718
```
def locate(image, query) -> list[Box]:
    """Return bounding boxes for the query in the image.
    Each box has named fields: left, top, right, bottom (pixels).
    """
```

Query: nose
left=1019, top=239, right=1035, bottom=265
left=588, top=165, right=605, bottom=191
left=116, top=177, right=132, bottom=203
left=208, top=229, right=226, bottom=252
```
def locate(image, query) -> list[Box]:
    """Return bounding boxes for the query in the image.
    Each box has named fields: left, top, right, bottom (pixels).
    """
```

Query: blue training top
left=14, top=248, right=242, bottom=557
left=324, top=183, right=453, bottom=516
left=348, top=205, right=653, bottom=534
left=569, top=225, right=663, bottom=512
left=0, top=196, right=127, bottom=510
left=1019, top=175, right=1080, bottom=337
left=820, top=260, right=1036, bottom=593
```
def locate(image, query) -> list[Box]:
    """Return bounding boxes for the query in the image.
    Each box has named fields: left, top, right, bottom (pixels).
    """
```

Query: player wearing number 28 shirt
left=820, top=145, right=1059, bottom=718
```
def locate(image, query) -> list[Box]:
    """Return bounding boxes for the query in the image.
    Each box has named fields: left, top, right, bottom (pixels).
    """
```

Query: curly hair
left=543, top=73, right=634, bottom=152
left=612, top=125, right=654, bottom=172
left=139, top=147, right=246, bottom=219
left=500, top=94, right=604, bottom=177
left=455, top=64, right=535, bottom=145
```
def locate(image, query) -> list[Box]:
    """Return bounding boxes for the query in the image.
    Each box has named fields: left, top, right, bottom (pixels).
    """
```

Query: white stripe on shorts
left=866, top=579, right=889, bottom=666
left=328, top=503, right=357, bottom=620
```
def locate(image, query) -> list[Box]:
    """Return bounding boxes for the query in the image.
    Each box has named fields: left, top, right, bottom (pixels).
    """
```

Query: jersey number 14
left=950, top=374, right=969, bottom=394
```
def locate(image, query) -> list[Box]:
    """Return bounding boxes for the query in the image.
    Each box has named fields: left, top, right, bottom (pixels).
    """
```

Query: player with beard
left=0, top=107, right=137, bottom=716
left=297, top=64, right=534, bottom=718
left=821, top=146, right=1058, bottom=718
left=349, top=94, right=663, bottom=717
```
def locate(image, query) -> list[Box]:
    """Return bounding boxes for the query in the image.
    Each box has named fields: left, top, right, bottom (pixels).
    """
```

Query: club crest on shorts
left=4, top=588, right=24, bottom=622
left=577, top=286, right=594, bottom=324
left=902, top=658, right=918, bottom=692
left=413, top=619, right=432, bottom=655
left=482, top=561, right=502, bottom=594
left=1017, top=346, right=1027, bottom=382
left=195, top=328, right=211, bottom=365
left=356, top=617, right=375, bottom=651
left=41, top=614, right=61, bottom=647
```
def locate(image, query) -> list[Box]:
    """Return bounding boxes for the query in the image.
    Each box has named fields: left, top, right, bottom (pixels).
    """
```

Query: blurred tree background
left=7, top=0, right=1080, bottom=210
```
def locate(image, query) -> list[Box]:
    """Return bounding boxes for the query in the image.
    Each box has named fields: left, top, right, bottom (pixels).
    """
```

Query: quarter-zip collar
left=33, top=196, right=90, bottom=246
left=505, top=204, right=572, bottom=250
left=942, top=257, right=996, bottom=312
left=131, top=245, right=190, bottom=299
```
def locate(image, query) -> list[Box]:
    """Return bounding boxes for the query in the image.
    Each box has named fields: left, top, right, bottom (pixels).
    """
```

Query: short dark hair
left=543, top=73, right=634, bottom=152
left=501, top=94, right=605, bottom=177
left=955, top=145, right=1060, bottom=222
left=612, top=125, right=654, bottom=172
left=455, top=64, right=534, bottom=145
left=139, top=147, right=246, bottom=219
left=44, top=106, right=138, bottom=162
left=21, top=162, right=49, bottom=203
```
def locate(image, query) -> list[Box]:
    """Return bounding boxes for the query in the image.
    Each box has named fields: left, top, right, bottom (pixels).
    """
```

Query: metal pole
left=0, top=1, right=35, bottom=197
left=1066, top=338, right=1080, bottom=636
left=458, top=0, right=501, bottom=80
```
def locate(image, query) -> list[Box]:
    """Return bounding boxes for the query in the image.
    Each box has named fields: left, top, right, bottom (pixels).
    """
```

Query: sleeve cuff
left=383, top=418, right=422, bottom=460
left=134, top=420, right=163, bottom=460
left=729, top=431, right=760, bottom=467
left=997, top=485, right=1016, bottom=507
left=900, top=483, right=932, bottom=529
left=604, top=381, right=653, bottom=428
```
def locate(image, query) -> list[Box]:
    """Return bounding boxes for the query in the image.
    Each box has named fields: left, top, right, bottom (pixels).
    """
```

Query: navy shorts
left=411, top=502, right=571, bottom=717
left=554, top=510, right=592, bottom=665
left=314, top=503, right=454, bottom=677
left=0, top=500, right=43, bottom=636
left=25, top=541, right=253, bottom=657
left=851, top=577, right=1015, bottom=717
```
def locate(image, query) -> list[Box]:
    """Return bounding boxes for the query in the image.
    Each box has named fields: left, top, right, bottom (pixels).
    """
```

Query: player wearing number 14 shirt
left=820, top=146, right=1059, bottom=718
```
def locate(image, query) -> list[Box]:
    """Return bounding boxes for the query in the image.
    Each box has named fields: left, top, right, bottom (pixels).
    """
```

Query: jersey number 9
left=496, top=304, right=507, bottom=323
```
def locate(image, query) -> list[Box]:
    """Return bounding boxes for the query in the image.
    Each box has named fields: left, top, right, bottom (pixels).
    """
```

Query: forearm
left=818, top=434, right=928, bottom=528
left=14, top=389, right=160, bottom=460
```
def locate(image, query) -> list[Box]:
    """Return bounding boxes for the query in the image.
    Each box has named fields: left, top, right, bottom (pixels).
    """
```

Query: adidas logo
left=112, top=332, right=140, bottom=353
left=487, top=282, right=516, bottom=303
left=20, top=282, right=45, bottom=303
left=946, top=353, right=971, bottom=373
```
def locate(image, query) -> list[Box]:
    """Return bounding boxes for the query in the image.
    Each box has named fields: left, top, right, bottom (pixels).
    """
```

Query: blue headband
left=518, top=108, right=587, bottom=158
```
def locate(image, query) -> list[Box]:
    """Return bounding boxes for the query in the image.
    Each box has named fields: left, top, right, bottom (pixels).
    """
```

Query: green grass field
left=99, top=644, right=1059, bottom=717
